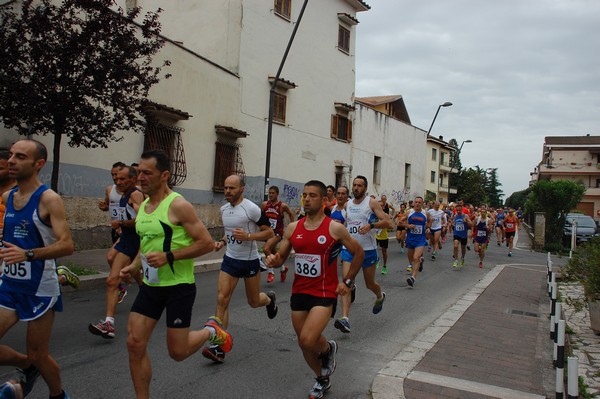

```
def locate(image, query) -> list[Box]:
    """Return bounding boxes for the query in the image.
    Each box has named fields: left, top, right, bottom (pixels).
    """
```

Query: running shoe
left=466, top=245, right=471, bottom=251
left=350, top=284, right=356, bottom=303
left=497, top=242, right=501, bottom=246
left=431, top=253, right=436, bottom=260
left=381, top=265, right=387, bottom=275
left=407, top=276, right=415, bottom=287
left=57, top=265, right=80, bottom=289
left=406, top=265, right=413, bottom=272
left=267, top=272, right=275, bottom=283
left=334, top=317, right=351, bottom=333
left=88, top=320, right=115, bottom=339
left=17, top=365, right=39, bottom=397
left=202, top=345, right=225, bottom=363
left=64, top=391, right=72, bottom=399
left=372, top=292, right=386, bottom=314
left=320, top=340, right=337, bottom=377
left=204, top=316, right=233, bottom=352
left=452, top=259, right=458, bottom=268
left=508, top=251, right=512, bottom=257
left=0, top=381, right=23, bottom=399
left=266, top=291, right=278, bottom=319
left=280, top=265, right=289, bottom=282
left=419, top=257, right=424, bottom=272
left=308, top=376, right=331, bottom=399
left=400, top=248, right=405, bottom=254
left=461, top=258, right=465, bottom=267
left=117, top=283, right=127, bottom=304
left=479, top=262, right=483, bottom=268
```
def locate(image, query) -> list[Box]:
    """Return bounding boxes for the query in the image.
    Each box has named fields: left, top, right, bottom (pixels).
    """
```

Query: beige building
left=531, top=135, right=600, bottom=221
left=425, top=135, right=455, bottom=204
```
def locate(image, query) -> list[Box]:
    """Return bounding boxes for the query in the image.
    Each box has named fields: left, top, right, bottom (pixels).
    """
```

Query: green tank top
left=136, top=192, right=194, bottom=287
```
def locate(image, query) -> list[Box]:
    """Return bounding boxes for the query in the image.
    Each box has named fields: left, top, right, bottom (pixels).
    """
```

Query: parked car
left=563, top=213, right=599, bottom=244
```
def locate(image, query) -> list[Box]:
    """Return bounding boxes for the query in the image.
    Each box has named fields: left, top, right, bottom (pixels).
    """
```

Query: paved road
left=0, top=231, right=543, bottom=398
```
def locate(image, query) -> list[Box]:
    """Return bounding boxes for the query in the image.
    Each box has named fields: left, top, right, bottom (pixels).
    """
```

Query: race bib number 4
left=141, top=254, right=160, bottom=284
left=294, top=253, right=322, bottom=277
left=2, top=261, right=32, bottom=280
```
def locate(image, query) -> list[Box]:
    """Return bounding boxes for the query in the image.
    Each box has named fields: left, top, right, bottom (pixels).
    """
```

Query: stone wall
left=63, top=196, right=224, bottom=250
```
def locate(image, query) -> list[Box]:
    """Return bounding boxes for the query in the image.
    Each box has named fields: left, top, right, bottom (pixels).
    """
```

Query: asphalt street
left=0, top=231, right=542, bottom=398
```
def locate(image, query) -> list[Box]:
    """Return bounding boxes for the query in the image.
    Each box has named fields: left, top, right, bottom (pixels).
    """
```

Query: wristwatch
left=343, top=278, right=354, bottom=288
left=369, top=223, right=375, bottom=229
left=25, top=249, right=35, bottom=261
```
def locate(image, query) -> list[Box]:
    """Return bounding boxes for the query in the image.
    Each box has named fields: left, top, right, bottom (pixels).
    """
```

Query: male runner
left=375, top=195, right=393, bottom=274
left=0, top=150, right=16, bottom=226
left=503, top=208, right=519, bottom=256
left=473, top=205, right=494, bottom=268
left=330, top=186, right=349, bottom=225
left=517, top=207, right=524, bottom=226
left=119, top=150, right=230, bottom=399
left=400, top=196, right=431, bottom=287
left=265, top=180, right=364, bottom=399
left=261, top=186, right=294, bottom=283
left=393, top=203, right=408, bottom=253
left=202, top=175, right=277, bottom=363
left=495, top=207, right=506, bottom=245
left=0, top=139, right=74, bottom=399
left=89, top=165, right=144, bottom=339
left=427, top=201, right=446, bottom=260
left=325, top=185, right=337, bottom=210
left=451, top=204, right=472, bottom=268
left=334, top=176, right=390, bottom=334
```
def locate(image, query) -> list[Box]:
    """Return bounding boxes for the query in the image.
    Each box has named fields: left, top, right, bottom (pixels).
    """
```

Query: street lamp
left=426, top=101, right=453, bottom=137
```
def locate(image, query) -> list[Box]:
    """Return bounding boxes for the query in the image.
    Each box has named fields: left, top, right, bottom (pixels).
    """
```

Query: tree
left=483, top=168, right=503, bottom=207
left=455, top=167, right=487, bottom=206
left=0, top=0, right=169, bottom=191
left=525, top=180, right=586, bottom=246
left=505, top=187, right=531, bottom=210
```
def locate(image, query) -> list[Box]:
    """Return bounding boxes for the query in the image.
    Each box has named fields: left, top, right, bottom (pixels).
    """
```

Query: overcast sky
left=355, top=0, right=600, bottom=199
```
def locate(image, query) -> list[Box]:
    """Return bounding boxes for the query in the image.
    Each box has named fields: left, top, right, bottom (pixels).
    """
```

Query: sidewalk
left=372, top=228, right=559, bottom=399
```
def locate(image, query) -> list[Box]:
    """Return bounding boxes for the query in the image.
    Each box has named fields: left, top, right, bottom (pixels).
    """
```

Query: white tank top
left=108, top=185, right=122, bottom=221
left=428, top=209, right=445, bottom=230
left=220, top=198, right=263, bottom=261
left=346, top=196, right=377, bottom=251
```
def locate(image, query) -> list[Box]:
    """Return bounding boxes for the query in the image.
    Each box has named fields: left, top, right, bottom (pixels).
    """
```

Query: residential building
left=533, top=135, right=600, bottom=221
left=425, top=135, right=455, bottom=204
left=1, top=0, right=427, bottom=248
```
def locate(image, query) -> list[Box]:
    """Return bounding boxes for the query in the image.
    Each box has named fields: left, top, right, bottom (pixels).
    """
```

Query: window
left=430, top=171, right=436, bottom=183
left=338, top=25, right=350, bottom=53
left=405, top=163, right=411, bottom=190
left=440, top=152, right=446, bottom=165
left=273, top=92, right=286, bottom=124
left=274, top=0, right=291, bottom=20
left=144, top=119, right=187, bottom=187
left=432, top=148, right=437, bottom=161
left=213, top=140, right=246, bottom=192
left=596, top=178, right=600, bottom=188
left=331, top=115, right=352, bottom=142
left=374, top=156, right=381, bottom=185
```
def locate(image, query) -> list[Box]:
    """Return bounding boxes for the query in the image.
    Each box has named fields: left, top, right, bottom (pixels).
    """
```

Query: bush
left=562, top=237, right=600, bottom=302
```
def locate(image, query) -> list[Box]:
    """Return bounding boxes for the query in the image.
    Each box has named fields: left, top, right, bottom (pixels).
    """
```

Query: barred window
left=144, top=120, right=187, bottom=187
left=338, top=25, right=350, bottom=54
left=273, top=92, right=286, bottom=124
left=274, top=0, right=291, bottom=20
left=213, top=139, right=246, bottom=192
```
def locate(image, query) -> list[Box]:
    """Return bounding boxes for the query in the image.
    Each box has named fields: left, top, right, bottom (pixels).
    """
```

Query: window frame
left=338, top=25, right=350, bottom=54
left=430, top=171, right=436, bottom=184
left=331, top=114, right=352, bottom=142
left=274, top=0, right=291, bottom=20
left=432, top=148, right=437, bottom=161
left=273, top=92, right=287, bottom=125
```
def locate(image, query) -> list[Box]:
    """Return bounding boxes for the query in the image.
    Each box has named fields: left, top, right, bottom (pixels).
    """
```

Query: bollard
left=555, top=320, right=565, bottom=398
left=550, top=283, right=557, bottom=340
left=567, top=356, right=578, bottom=399
left=547, top=260, right=553, bottom=292
left=550, top=314, right=556, bottom=340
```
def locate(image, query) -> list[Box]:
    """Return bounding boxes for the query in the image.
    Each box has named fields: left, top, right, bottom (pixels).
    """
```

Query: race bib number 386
left=294, top=253, right=322, bottom=277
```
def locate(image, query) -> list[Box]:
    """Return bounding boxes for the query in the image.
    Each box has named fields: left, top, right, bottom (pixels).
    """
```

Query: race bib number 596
left=294, top=253, right=322, bottom=277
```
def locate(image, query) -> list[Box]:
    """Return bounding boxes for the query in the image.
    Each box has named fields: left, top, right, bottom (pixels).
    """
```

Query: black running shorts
left=290, top=293, right=337, bottom=318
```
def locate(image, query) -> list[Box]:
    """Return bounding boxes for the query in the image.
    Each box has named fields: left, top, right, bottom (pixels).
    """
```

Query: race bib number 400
left=2, top=261, right=32, bottom=280
left=141, top=254, right=160, bottom=284
left=294, top=253, right=322, bottom=277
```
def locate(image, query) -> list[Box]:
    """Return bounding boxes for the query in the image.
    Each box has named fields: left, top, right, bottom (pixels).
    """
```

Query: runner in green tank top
left=119, top=150, right=233, bottom=399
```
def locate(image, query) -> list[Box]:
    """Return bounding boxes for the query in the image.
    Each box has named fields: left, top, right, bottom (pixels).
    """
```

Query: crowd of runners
left=0, top=139, right=522, bottom=399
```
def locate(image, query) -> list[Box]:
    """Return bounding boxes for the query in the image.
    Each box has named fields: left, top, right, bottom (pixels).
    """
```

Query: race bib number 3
left=294, top=253, right=322, bottom=277
left=2, top=261, right=32, bottom=280
left=141, top=255, right=160, bottom=284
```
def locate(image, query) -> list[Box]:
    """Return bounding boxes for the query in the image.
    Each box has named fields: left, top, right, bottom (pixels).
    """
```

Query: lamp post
left=449, top=139, right=472, bottom=202
left=426, top=101, right=453, bottom=137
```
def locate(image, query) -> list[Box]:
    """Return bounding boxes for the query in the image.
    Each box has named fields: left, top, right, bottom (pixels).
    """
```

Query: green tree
left=455, top=167, right=487, bottom=206
left=0, top=0, right=169, bottom=191
left=484, top=168, right=504, bottom=207
left=525, top=180, right=586, bottom=246
left=505, top=187, right=531, bottom=210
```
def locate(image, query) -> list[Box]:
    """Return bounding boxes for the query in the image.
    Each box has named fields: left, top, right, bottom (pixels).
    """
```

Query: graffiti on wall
left=283, top=184, right=301, bottom=204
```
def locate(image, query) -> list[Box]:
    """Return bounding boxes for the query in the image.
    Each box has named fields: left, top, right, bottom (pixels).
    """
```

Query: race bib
left=294, top=253, right=322, bottom=277
left=109, top=205, right=126, bottom=221
left=455, top=224, right=465, bottom=231
left=140, top=254, right=160, bottom=284
left=224, top=227, right=243, bottom=245
left=2, top=261, right=32, bottom=280
left=477, top=230, right=486, bottom=237
left=506, top=223, right=514, bottom=229
left=269, top=218, right=278, bottom=229
left=411, top=225, right=423, bottom=235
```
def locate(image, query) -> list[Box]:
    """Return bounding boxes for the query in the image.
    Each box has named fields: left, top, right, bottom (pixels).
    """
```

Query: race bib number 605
left=294, top=253, right=322, bottom=277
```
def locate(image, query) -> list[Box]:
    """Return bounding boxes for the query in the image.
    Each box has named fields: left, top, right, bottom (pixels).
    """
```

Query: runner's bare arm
left=265, top=221, right=296, bottom=267
left=369, top=198, right=393, bottom=229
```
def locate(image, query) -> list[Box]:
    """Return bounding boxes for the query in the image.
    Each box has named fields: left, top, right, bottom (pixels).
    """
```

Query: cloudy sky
left=354, top=0, right=600, bottom=199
